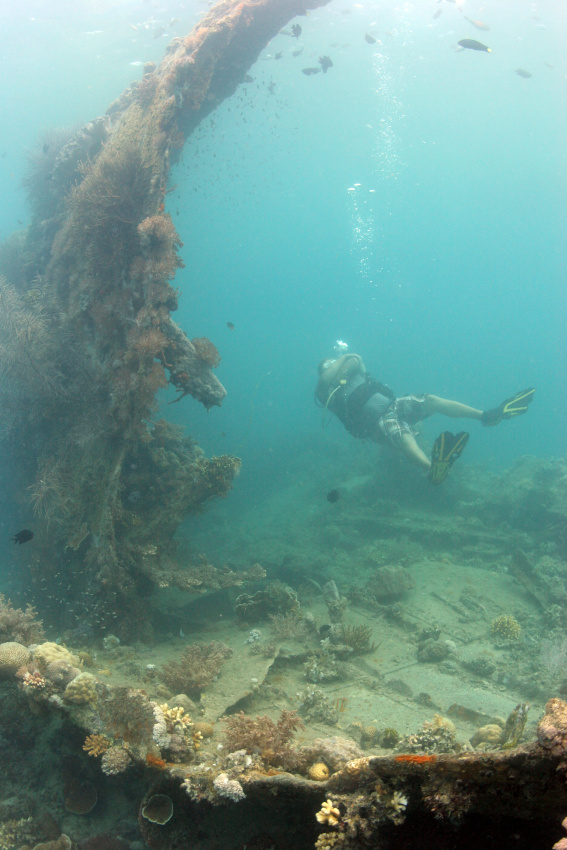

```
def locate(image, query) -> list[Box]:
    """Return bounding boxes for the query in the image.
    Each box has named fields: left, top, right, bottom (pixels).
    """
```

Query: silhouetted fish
left=458, top=38, right=491, bottom=52
left=226, top=322, right=235, bottom=330
left=302, top=67, right=320, bottom=76
left=291, top=24, right=302, bottom=38
left=319, top=55, right=333, bottom=73
left=327, top=489, right=340, bottom=504
left=13, top=529, right=33, bottom=545
left=365, top=33, right=376, bottom=44
left=515, top=68, right=532, bottom=78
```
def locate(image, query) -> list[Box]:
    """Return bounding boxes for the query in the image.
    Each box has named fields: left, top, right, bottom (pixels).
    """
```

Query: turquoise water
left=0, top=0, right=565, bottom=496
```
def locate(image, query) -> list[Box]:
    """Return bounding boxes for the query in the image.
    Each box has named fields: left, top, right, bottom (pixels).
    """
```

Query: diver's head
left=333, top=339, right=349, bottom=356
left=318, top=358, right=336, bottom=376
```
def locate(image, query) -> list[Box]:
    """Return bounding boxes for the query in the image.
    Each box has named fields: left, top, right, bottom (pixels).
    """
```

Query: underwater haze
left=1, top=0, right=565, bottom=496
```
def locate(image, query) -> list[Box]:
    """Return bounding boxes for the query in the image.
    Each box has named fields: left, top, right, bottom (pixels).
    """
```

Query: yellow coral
left=34, top=642, right=79, bottom=668
left=63, top=672, right=97, bottom=704
left=470, top=723, right=503, bottom=747
left=83, top=734, right=110, bottom=757
left=490, top=615, right=521, bottom=642
left=308, top=762, right=330, bottom=781
left=316, top=800, right=341, bottom=827
left=159, top=703, right=192, bottom=730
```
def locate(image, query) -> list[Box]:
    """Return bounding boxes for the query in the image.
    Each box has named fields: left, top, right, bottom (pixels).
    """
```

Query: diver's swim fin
left=428, top=430, right=470, bottom=485
left=481, top=388, right=536, bottom=427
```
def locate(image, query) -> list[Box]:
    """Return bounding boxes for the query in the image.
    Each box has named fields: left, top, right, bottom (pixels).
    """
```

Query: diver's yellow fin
left=428, top=431, right=469, bottom=485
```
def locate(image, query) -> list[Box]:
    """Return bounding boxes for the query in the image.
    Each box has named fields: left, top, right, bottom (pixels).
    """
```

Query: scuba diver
left=315, top=341, right=535, bottom=484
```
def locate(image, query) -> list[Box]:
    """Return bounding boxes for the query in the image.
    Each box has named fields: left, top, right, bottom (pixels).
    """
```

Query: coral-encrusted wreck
left=0, top=0, right=330, bottom=637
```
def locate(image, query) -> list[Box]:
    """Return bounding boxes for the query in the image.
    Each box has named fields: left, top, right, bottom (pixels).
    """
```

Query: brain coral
left=63, top=672, right=97, bottom=704
left=308, top=762, right=330, bottom=781
left=0, top=641, right=31, bottom=677
left=34, top=642, right=80, bottom=668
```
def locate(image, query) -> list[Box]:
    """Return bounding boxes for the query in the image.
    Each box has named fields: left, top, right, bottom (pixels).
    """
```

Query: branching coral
left=222, top=709, right=304, bottom=768
left=160, top=641, right=233, bottom=698
left=0, top=594, right=45, bottom=645
left=83, top=734, right=111, bottom=757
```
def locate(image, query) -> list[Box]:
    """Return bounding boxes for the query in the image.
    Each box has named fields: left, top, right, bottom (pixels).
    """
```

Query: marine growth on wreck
left=0, top=0, right=565, bottom=849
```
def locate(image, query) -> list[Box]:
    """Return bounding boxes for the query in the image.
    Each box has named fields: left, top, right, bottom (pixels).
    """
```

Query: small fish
left=274, top=52, right=283, bottom=60
left=365, top=33, right=376, bottom=44
left=129, top=24, right=138, bottom=31
left=292, top=48, right=304, bottom=57
left=318, top=55, right=333, bottom=73
left=458, top=38, right=491, bottom=53
left=327, top=489, right=340, bottom=504
left=302, top=67, right=320, bottom=76
left=42, top=143, right=49, bottom=154
left=464, top=16, right=490, bottom=31
left=291, top=24, right=302, bottom=38
left=13, top=529, right=33, bottom=545
left=152, top=26, right=165, bottom=39
left=226, top=321, right=235, bottom=330
left=515, top=68, right=532, bottom=78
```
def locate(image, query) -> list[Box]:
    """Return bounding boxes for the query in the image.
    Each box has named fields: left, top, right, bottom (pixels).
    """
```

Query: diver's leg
left=399, top=432, right=431, bottom=470
left=424, top=395, right=483, bottom=420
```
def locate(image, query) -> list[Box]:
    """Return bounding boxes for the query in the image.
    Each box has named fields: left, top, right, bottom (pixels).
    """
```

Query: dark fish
left=13, top=529, right=33, bottom=545
left=515, top=68, right=532, bottom=78
left=365, top=32, right=377, bottom=44
left=302, top=67, right=321, bottom=76
left=327, top=489, right=340, bottom=504
left=292, top=47, right=304, bottom=57
left=458, top=38, right=491, bottom=53
left=291, top=24, right=302, bottom=38
left=274, top=52, right=283, bottom=60
left=226, top=322, right=235, bottom=330
left=318, top=55, right=333, bottom=73
left=42, top=143, right=50, bottom=154
left=464, top=16, right=490, bottom=31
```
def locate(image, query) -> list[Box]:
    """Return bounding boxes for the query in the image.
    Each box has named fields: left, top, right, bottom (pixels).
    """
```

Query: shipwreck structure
left=0, top=0, right=330, bottom=637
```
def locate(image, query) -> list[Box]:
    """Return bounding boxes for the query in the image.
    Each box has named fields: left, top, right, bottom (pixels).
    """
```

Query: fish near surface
left=515, top=68, right=532, bottom=78
left=464, top=16, right=490, bottom=31
left=458, top=38, right=491, bottom=52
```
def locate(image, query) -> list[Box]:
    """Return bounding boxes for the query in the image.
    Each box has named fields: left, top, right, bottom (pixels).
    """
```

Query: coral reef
left=222, top=709, right=304, bottom=768
left=63, top=672, right=97, bottom=704
left=308, top=762, right=331, bottom=781
left=366, top=566, right=415, bottom=601
left=213, top=772, right=246, bottom=801
left=0, top=594, right=44, bottom=644
left=302, top=737, right=364, bottom=772
left=490, top=614, right=522, bottom=642
left=160, top=641, right=232, bottom=699
left=0, top=641, right=31, bottom=677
